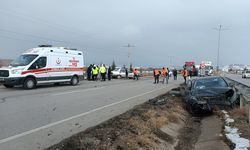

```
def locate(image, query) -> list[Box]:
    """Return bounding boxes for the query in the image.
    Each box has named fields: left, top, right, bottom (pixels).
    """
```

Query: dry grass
left=230, top=107, right=247, bottom=119
left=226, top=107, right=250, bottom=142
left=167, top=112, right=179, bottom=123
left=154, top=116, right=169, bottom=129
left=47, top=90, right=187, bottom=150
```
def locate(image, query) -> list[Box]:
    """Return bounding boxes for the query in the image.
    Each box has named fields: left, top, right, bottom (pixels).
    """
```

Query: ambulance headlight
left=11, top=68, right=24, bottom=74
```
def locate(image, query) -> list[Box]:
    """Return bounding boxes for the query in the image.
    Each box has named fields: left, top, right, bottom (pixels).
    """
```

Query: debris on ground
left=148, top=98, right=167, bottom=105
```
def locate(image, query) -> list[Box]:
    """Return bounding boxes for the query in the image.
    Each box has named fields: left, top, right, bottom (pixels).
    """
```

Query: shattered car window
left=194, top=78, right=227, bottom=89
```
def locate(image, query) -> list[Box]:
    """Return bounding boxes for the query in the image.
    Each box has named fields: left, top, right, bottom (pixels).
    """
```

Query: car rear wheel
left=3, top=84, right=14, bottom=88
left=23, top=78, right=36, bottom=89
left=71, top=76, right=79, bottom=86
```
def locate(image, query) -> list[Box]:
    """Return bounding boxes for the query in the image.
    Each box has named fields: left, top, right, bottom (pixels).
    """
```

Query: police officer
left=92, top=65, right=99, bottom=81
left=100, top=64, right=107, bottom=81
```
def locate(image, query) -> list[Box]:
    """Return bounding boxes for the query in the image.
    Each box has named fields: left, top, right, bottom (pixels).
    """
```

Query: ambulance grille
left=0, top=70, right=9, bottom=77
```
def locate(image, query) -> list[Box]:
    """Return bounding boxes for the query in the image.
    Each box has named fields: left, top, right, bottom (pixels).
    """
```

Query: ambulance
left=0, top=45, right=84, bottom=89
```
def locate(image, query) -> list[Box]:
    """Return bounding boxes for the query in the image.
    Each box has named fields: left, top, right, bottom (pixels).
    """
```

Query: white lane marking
left=0, top=85, right=171, bottom=144
left=51, top=87, right=104, bottom=96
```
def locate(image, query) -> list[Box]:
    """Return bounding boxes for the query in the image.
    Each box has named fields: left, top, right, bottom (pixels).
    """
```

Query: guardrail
left=225, top=77, right=250, bottom=123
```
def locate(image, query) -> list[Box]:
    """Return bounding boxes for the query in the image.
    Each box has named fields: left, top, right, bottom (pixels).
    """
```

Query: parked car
left=242, top=70, right=250, bottom=78
left=186, top=76, right=239, bottom=114
left=111, top=67, right=134, bottom=79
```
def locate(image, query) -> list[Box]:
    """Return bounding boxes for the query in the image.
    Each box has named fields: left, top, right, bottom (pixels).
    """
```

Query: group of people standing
left=153, top=67, right=178, bottom=84
left=181, top=65, right=197, bottom=84
left=87, top=64, right=112, bottom=81
left=87, top=64, right=191, bottom=84
left=152, top=66, right=195, bottom=85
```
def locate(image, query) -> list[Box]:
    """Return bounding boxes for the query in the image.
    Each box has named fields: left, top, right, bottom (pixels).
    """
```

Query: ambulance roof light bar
left=38, top=45, right=53, bottom=47
left=64, top=47, right=77, bottom=51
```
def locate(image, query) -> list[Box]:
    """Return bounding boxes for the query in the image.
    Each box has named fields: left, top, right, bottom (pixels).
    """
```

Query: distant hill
left=0, top=59, right=12, bottom=67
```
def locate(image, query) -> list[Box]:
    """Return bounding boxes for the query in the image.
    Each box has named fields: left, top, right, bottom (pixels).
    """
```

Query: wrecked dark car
left=186, top=76, right=239, bottom=114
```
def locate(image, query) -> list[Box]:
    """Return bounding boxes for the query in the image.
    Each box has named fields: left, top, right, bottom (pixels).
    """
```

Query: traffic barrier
left=239, top=94, right=250, bottom=123
left=225, top=77, right=250, bottom=123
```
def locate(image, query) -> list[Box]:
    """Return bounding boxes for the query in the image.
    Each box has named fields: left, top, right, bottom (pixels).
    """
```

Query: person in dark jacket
left=125, top=68, right=128, bottom=78
left=108, top=66, right=112, bottom=81
left=173, top=68, right=178, bottom=80
left=167, top=68, right=170, bottom=79
left=87, top=64, right=92, bottom=80
left=189, top=69, right=192, bottom=79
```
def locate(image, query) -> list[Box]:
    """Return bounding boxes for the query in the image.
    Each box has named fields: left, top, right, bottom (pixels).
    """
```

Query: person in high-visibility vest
left=154, top=69, right=160, bottom=84
left=99, top=64, right=107, bottom=81
left=133, top=69, right=139, bottom=80
left=161, top=67, right=169, bottom=84
left=92, top=65, right=99, bottom=81
left=181, top=68, right=188, bottom=84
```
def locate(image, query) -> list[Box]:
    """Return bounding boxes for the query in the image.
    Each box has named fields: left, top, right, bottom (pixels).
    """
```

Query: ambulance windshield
left=10, top=54, right=38, bottom=67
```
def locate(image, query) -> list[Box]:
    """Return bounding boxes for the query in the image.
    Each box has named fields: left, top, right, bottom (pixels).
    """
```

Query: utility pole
left=213, top=25, right=228, bottom=72
left=168, top=56, right=174, bottom=68
left=123, top=44, right=135, bottom=69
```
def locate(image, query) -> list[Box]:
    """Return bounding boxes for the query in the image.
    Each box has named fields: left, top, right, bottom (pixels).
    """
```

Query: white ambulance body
left=0, top=45, right=84, bottom=89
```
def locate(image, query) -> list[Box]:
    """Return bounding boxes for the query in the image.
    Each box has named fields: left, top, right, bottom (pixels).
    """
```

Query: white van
left=0, top=45, right=84, bottom=89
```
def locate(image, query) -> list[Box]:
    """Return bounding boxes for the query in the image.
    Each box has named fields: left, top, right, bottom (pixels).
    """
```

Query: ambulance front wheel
left=71, top=76, right=79, bottom=86
left=23, top=77, right=36, bottom=89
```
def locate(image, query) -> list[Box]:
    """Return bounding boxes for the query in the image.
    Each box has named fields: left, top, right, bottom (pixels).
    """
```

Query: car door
left=28, top=57, right=48, bottom=83
left=120, top=68, right=126, bottom=77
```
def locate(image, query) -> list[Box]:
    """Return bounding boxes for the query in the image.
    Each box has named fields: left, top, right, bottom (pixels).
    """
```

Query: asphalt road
left=224, top=73, right=250, bottom=87
left=0, top=77, right=182, bottom=150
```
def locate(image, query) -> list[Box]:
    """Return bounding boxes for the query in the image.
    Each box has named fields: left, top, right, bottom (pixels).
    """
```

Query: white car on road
left=242, top=70, right=250, bottom=78
left=111, top=67, right=134, bottom=79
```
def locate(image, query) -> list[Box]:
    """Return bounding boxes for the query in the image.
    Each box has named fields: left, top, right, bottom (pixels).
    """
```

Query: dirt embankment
left=47, top=86, right=201, bottom=150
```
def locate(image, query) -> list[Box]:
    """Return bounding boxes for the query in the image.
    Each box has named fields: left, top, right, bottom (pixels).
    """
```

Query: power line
left=0, top=35, right=41, bottom=43
left=0, top=8, right=131, bottom=62
left=0, top=32, right=128, bottom=56
left=0, top=28, right=69, bottom=44
left=0, top=8, right=80, bottom=35
left=0, top=8, right=103, bottom=40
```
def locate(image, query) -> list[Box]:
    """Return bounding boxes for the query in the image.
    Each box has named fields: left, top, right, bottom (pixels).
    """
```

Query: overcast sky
left=0, top=0, right=249, bottom=67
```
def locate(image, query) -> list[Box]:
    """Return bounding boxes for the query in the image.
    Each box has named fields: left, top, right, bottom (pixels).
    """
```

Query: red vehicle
left=184, top=61, right=197, bottom=76
left=184, top=61, right=195, bottom=70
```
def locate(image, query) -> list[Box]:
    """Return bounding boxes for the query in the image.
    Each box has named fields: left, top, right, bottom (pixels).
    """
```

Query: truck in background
left=200, top=61, right=213, bottom=76
left=184, top=61, right=197, bottom=76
